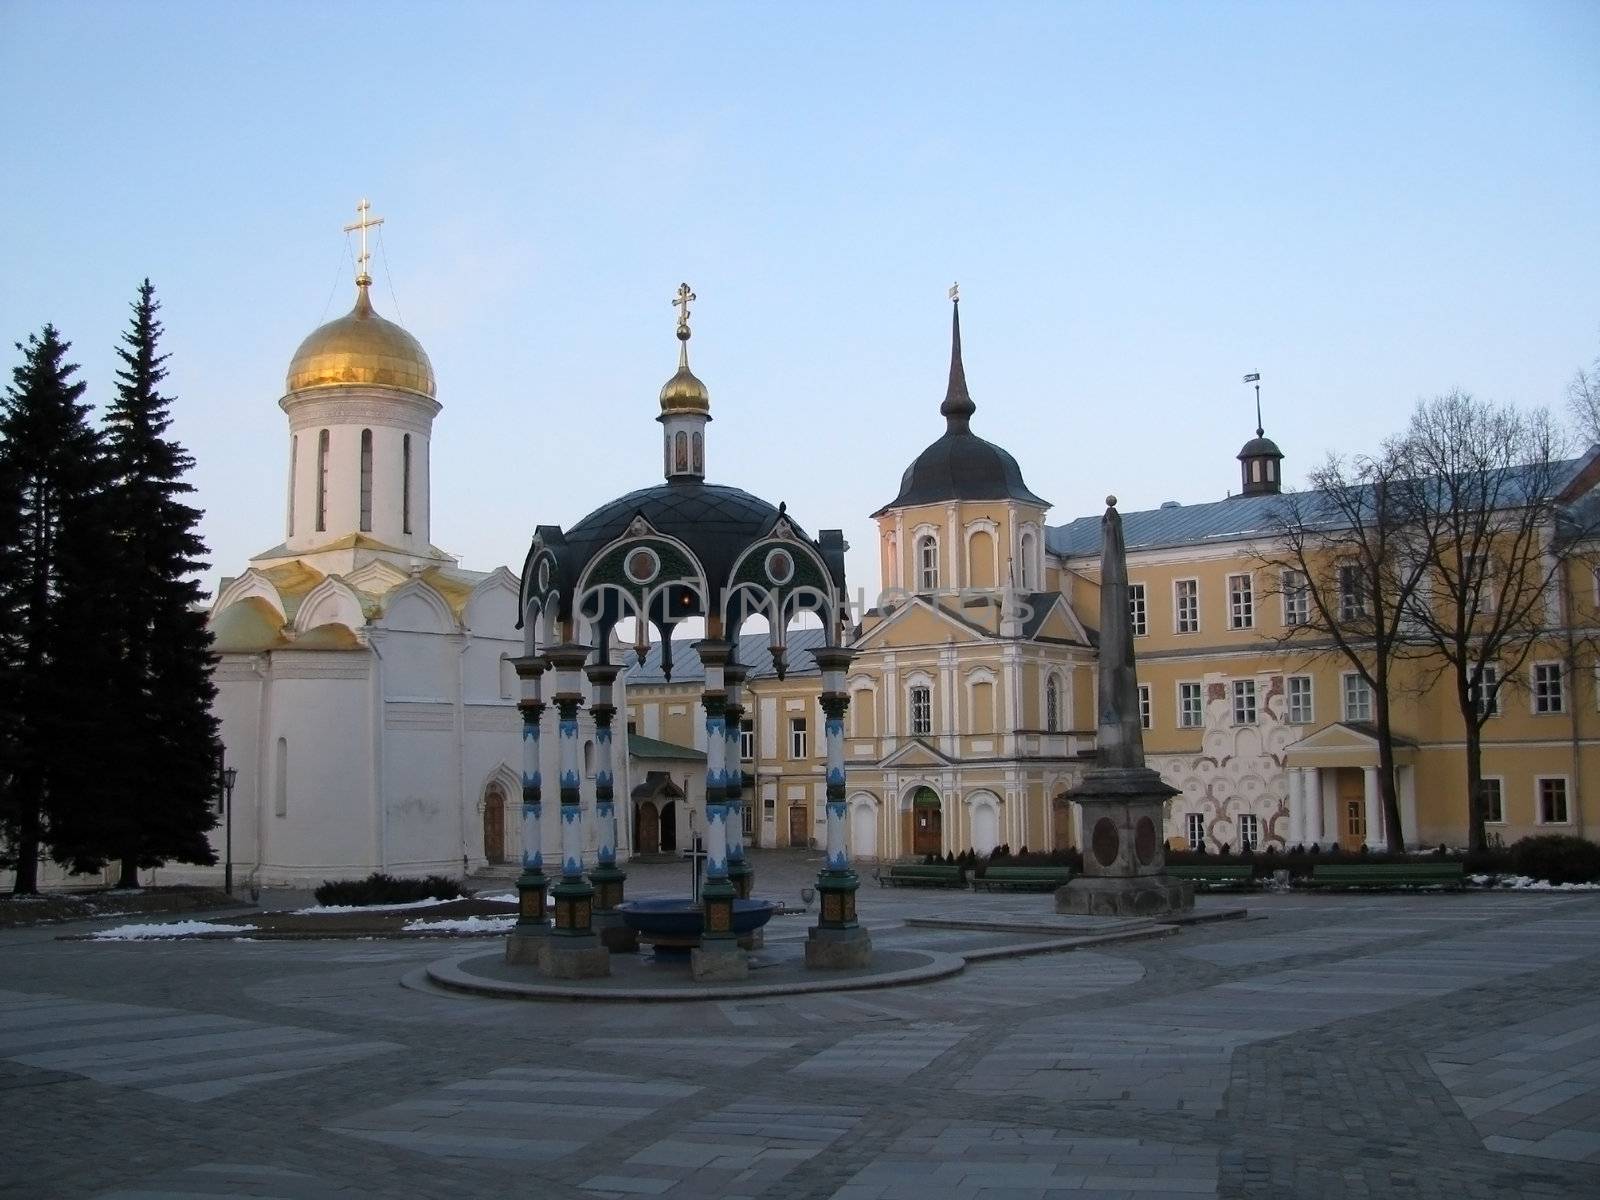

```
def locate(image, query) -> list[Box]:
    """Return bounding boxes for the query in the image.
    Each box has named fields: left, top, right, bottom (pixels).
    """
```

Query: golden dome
left=659, top=327, right=710, bottom=415
left=285, top=279, right=435, bottom=399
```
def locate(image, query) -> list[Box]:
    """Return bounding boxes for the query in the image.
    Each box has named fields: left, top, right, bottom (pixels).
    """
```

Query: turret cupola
left=1235, top=373, right=1283, bottom=496
left=658, top=282, right=711, bottom=481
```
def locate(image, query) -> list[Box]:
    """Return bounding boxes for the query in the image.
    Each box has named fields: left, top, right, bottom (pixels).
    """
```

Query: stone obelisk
left=1056, top=497, right=1194, bottom=917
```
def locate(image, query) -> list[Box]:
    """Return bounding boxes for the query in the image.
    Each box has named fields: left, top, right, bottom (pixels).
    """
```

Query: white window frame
left=1178, top=681, right=1203, bottom=729
left=739, top=719, right=755, bottom=762
left=1286, top=675, right=1313, bottom=725
left=1185, top=812, right=1205, bottom=850
left=916, top=533, right=939, bottom=591
left=1175, top=578, right=1200, bottom=634
left=1471, top=663, right=1500, bottom=718
left=1536, top=776, right=1571, bottom=825
left=1466, top=553, right=1498, bottom=613
left=1481, top=776, right=1505, bottom=825
left=1129, top=583, right=1147, bottom=637
left=1019, top=529, right=1036, bottom=590
left=789, top=717, right=808, bottom=760
left=1238, top=812, right=1260, bottom=851
left=1045, top=674, right=1061, bottom=733
left=1282, top=569, right=1309, bottom=627
left=1138, top=684, right=1152, bottom=730
left=1342, top=672, right=1373, bottom=722
left=1227, top=572, right=1255, bottom=630
left=1232, top=679, right=1257, bottom=726
left=1531, top=661, right=1565, bottom=715
left=909, top=685, right=933, bottom=737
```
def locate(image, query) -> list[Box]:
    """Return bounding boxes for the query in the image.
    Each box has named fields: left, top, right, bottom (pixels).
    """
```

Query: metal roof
left=1048, top=452, right=1595, bottom=560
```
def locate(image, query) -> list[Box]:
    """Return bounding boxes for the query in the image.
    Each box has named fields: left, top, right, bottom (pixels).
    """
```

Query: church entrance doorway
left=912, top=788, right=942, bottom=856
left=659, top=801, right=678, bottom=853
left=483, top=784, right=508, bottom=864
left=637, top=801, right=660, bottom=855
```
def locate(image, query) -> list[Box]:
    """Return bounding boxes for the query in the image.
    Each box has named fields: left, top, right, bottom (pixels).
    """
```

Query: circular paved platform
left=416, top=941, right=965, bottom=1002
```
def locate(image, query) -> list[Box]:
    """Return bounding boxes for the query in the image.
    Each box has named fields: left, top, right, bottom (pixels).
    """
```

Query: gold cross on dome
left=343, top=198, right=385, bottom=281
left=672, top=282, right=696, bottom=333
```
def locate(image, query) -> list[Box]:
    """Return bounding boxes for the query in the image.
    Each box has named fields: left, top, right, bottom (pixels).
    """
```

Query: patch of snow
left=1469, top=874, right=1600, bottom=891
left=401, top=915, right=515, bottom=934
left=91, top=920, right=256, bottom=940
left=474, top=892, right=518, bottom=904
left=290, top=896, right=459, bottom=915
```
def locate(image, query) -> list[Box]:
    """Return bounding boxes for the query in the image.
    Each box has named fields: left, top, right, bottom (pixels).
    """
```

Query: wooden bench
left=879, top=864, right=967, bottom=888
left=1306, top=862, right=1465, bottom=890
left=972, top=866, right=1074, bottom=893
left=1167, top=864, right=1258, bottom=888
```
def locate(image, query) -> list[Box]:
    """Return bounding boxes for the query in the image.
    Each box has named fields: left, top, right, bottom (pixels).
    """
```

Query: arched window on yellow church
left=917, top=535, right=939, bottom=590
left=1019, top=530, right=1036, bottom=589
left=1046, top=674, right=1061, bottom=733
left=910, top=685, right=933, bottom=736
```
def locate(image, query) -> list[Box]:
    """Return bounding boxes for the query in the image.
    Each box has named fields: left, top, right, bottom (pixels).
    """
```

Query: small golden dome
left=659, top=327, right=710, bottom=415
left=285, top=278, right=435, bottom=399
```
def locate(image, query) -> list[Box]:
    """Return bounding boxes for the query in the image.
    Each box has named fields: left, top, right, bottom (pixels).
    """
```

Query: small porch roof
left=1283, top=721, right=1417, bottom=769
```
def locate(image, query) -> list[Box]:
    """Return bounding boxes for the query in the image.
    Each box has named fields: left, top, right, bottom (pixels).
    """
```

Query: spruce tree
left=89, top=281, right=219, bottom=886
left=0, top=327, right=105, bottom=894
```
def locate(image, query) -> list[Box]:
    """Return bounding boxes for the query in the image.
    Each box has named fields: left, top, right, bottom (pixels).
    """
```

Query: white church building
left=202, top=241, right=628, bottom=889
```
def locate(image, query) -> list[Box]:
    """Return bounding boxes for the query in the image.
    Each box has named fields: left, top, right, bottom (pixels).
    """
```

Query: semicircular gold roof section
left=285, top=282, right=436, bottom=400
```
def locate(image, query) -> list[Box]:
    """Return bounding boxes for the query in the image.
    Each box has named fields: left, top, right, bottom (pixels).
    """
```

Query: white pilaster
left=1362, top=766, right=1382, bottom=850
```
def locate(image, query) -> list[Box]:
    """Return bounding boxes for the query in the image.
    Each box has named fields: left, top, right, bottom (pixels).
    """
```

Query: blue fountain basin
left=617, top=898, right=777, bottom=948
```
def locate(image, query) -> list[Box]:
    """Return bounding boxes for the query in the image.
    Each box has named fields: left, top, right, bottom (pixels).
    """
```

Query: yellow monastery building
left=626, top=301, right=1600, bottom=860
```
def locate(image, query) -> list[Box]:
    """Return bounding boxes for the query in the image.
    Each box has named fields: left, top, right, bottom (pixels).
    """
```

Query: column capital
left=544, top=643, right=592, bottom=673
left=583, top=662, right=622, bottom=687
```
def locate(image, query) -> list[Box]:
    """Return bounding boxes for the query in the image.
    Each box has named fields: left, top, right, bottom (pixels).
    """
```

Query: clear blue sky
left=2, top=1, right=1596, bottom=602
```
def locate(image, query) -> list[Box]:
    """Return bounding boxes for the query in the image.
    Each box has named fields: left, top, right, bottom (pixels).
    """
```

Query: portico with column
left=540, top=642, right=610, bottom=979
left=1283, top=723, right=1419, bottom=850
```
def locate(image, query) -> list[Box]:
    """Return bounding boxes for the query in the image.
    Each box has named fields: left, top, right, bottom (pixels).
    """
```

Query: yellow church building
left=626, top=298, right=1600, bottom=860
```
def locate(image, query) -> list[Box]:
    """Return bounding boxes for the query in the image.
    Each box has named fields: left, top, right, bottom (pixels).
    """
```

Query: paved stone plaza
left=4, top=852, right=1600, bottom=1199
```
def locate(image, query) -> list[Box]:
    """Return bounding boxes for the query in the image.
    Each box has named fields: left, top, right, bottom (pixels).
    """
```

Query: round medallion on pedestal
left=1135, top=816, right=1158, bottom=865
left=1092, top=817, right=1120, bottom=867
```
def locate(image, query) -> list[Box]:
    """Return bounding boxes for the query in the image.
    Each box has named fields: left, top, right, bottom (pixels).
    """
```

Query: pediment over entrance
left=878, top=738, right=956, bottom=769
left=1284, top=721, right=1416, bottom=768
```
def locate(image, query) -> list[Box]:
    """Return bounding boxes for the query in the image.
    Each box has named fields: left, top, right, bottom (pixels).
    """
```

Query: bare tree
left=1569, top=353, right=1600, bottom=447
left=1396, top=391, right=1595, bottom=851
left=1255, top=447, right=1430, bottom=851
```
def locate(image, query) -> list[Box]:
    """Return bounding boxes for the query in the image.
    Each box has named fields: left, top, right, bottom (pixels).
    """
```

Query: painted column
left=1303, top=769, right=1325, bottom=848
left=1286, top=768, right=1305, bottom=848
left=584, top=663, right=627, bottom=913
left=512, top=655, right=549, bottom=934
left=546, top=644, right=597, bottom=938
left=694, top=640, right=737, bottom=943
left=810, top=646, right=865, bottom=939
left=1362, top=766, right=1382, bottom=851
left=724, top=663, right=753, bottom=899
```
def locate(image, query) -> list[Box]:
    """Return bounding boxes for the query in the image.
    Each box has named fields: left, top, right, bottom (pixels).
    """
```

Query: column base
left=690, top=941, right=748, bottom=981
left=589, top=863, right=627, bottom=912
left=1054, top=874, right=1194, bottom=918
left=804, top=924, right=872, bottom=969
left=737, top=928, right=765, bottom=951
left=813, top=868, right=860, bottom=929
left=504, top=927, right=548, bottom=965
left=727, top=859, right=754, bottom=900
left=539, top=933, right=611, bottom=979
left=593, top=908, right=639, bottom=954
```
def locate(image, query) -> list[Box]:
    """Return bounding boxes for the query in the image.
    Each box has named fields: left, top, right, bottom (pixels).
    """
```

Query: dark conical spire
left=1096, top=495, right=1147, bottom=770
left=940, top=288, right=975, bottom=432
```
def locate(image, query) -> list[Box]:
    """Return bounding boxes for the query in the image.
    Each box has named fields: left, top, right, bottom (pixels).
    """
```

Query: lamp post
left=218, top=764, right=238, bottom=896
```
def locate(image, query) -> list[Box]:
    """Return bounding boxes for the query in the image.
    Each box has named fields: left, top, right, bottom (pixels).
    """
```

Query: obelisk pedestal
left=1055, top=767, right=1193, bottom=917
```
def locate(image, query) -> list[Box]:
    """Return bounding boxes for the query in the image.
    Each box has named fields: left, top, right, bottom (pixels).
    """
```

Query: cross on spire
left=343, top=198, right=385, bottom=284
left=672, top=282, right=696, bottom=337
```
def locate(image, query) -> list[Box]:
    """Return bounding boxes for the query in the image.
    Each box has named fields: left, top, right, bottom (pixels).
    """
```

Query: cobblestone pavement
left=4, top=851, right=1600, bottom=1199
